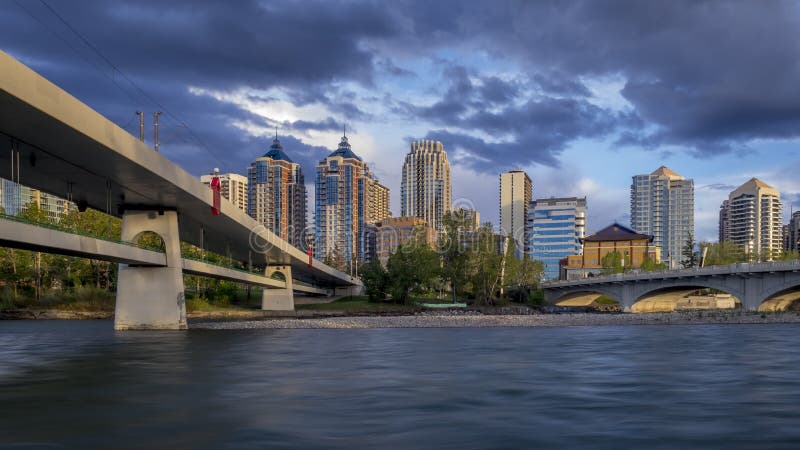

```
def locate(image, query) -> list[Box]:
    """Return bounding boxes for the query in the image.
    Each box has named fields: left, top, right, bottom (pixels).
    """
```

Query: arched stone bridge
left=542, top=261, right=800, bottom=312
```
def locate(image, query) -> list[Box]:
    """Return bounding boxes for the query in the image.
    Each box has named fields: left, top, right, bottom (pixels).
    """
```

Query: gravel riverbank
left=194, top=311, right=800, bottom=330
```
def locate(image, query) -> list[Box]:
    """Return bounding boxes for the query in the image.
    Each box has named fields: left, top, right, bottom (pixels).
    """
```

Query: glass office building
left=528, top=197, right=586, bottom=280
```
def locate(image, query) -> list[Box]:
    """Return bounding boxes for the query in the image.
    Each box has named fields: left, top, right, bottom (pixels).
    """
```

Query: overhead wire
left=33, top=0, right=231, bottom=172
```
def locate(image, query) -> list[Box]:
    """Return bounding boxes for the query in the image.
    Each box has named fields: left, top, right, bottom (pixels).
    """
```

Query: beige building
left=401, top=140, right=451, bottom=234
left=368, top=179, right=390, bottom=224
left=499, top=170, right=532, bottom=254
left=719, top=178, right=783, bottom=259
left=374, top=216, right=435, bottom=267
left=200, top=169, right=248, bottom=213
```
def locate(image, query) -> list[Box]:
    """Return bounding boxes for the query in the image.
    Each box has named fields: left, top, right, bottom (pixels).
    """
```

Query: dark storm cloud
left=0, top=0, right=395, bottom=176
left=289, top=117, right=346, bottom=133
left=406, top=65, right=620, bottom=172
left=701, top=183, right=737, bottom=191
left=3, top=0, right=800, bottom=178
left=396, top=0, right=800, bottom=157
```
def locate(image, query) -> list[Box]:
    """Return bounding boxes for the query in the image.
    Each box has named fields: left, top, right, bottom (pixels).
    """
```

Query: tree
left=601, top=251, right=624, bottom=274
left=439, top=211, right=470, bottom=302
left=681, top=233, right=697, bottom=269
left=504, top=252, right=544, bottom=302
left=386, top=242, right=440, bottom=305
left=775, top=250, right=800, bottom=261
left=360, top=259, right=388, bottom=302
left=699, top=241, right=747, bottom=266
left=640, top=256, right=667, bottom=272
left=469, top=224, right=503, bottom=305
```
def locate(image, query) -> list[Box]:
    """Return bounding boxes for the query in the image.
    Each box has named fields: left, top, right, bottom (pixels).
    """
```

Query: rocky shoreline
left=4, top=309, right=800, bottom=329
left=194, top=311, right=800, bottom=330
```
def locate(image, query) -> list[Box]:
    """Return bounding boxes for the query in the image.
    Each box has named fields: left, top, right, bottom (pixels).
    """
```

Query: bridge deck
left=0, top=50, right=357, bottom=289
left=543, top=260, right=800, bottom=289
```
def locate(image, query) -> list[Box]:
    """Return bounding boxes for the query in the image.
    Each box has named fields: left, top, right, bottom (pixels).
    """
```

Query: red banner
left=210, top=176, right=221, bottom=216
left=307, top=246, right=313, bottom=268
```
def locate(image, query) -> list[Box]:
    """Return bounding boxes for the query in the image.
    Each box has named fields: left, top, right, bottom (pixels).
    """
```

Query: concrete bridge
left=0, top=50, right=360, bottom=330
left=542, top=260, right=800, bottom=312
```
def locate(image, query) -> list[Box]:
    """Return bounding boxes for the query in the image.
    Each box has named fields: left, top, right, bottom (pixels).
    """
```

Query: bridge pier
left=115, top=210, right=186, bottom=330
left=262, top=265, right=294, bottom=311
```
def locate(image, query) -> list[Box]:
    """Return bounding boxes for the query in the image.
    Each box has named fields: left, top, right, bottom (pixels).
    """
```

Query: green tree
left=360, top=259, right=388, bottom=302
left=601, top=251, right=624, bottom=274
left=468, top=224, right=503, bottom=305
left=386, top=242, right=440, bottom=305
left=439, top=211, right=470, bottom=302
left=504, top=250, right=544, bottom=303
left=775, top=250, right=800, bottom=261
left=681, top=233, right=697, bottom=268
left=699, top=241, right=747, bottom=266
left=640, top=256, right=667, bottom=272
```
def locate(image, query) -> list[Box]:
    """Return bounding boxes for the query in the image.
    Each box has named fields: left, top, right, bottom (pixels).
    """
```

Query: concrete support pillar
left=115, top=210, right=186, bottom=330
left=741, top=278, right=763, bottom=312
left=619, top=284, right=635, bottom=312
left=262, top=265, right=294, bottom=311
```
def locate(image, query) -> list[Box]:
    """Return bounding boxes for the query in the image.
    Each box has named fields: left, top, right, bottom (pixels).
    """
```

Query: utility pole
left=136, top=111, right=144, bottom=141
left=153, top=111, right=161, bottom=152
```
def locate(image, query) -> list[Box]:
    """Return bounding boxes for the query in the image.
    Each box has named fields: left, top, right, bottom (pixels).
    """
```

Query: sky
left=2, top=0, right=800, bottom=242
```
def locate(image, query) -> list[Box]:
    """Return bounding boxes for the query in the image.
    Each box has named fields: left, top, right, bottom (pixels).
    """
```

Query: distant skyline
left=3, top=0, right=800, bottom=241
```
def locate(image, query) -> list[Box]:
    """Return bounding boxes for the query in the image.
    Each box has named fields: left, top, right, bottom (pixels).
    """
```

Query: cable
left=12, top=0, right=145, bottom=109
left=36, top=0, right=231, bottom=172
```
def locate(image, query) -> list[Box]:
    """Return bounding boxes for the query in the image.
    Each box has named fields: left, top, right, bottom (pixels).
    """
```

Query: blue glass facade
left=528, top=198, right=586, bottom=280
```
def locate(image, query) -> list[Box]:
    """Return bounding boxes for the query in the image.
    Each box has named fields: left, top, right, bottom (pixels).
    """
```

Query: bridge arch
left=758, top=285, right=800, bottom=312
left=269, top=270, right=287, bottom=282
left=630, top=285, right=742, bottom=313
left=549, top=288, right=623, bottom=308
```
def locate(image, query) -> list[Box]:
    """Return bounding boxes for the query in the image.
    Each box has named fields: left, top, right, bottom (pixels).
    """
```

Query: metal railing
left=0, top=212, right=165, bottom=253
left=543, top=259, right=800, bottom=287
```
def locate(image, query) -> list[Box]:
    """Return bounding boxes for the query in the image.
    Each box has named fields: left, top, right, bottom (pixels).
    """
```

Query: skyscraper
left=630, top=166, right=694, bottom=269
left=529, top=197, right=586, bottom=280
left=786, top=211, right=800, bottom=253
left=400, top=140, right=451, bottom=234
left=499, top=170, right=532, bottom=255
left=201, top=169, right=248, bottom=212
left=315, top=133, right=381, bottom=270
left=368, top=179, right=390, bottom=224
left=719, top=178, right=783, bottom=259
left=247, top=134, right=306, bottom=247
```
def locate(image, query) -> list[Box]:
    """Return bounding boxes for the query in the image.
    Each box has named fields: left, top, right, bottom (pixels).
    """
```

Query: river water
left=1, top=320, right=800, bottom=449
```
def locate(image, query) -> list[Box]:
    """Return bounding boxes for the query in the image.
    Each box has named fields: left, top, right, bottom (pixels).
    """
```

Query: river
left=1, top=320, right=799, bottom=449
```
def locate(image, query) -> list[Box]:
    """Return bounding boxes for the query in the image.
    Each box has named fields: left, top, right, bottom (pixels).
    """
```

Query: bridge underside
left=0, top=215, right=333, bottom=329
left=547, top=276, right=800, bottom=313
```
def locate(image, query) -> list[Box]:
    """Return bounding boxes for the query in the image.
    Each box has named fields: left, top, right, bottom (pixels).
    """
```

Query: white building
left=631, top=166, right=694, bottom=269
left=720, top=178, right=783, bottom=259
left=201, top=169, right=248, bottom=213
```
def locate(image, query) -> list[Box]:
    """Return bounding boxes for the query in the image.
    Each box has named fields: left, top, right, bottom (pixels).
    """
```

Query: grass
left=185, top=296, right=251, bottom=313
left=296, top=296, right=420, bottom=314
left=593, top=295, right=621, bottom=305
left=1, top=286, right=116, bottom=312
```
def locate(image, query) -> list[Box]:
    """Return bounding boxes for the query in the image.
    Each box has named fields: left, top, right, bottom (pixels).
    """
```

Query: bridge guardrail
left=0, top=213, right=165, bottom=253
left=542, top=259, right=800, bottom=287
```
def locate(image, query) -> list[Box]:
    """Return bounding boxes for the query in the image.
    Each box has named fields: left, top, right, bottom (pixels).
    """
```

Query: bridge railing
left=0, top=212, right=165, bottom=253
left=542, top=259, right=800, bottom=287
